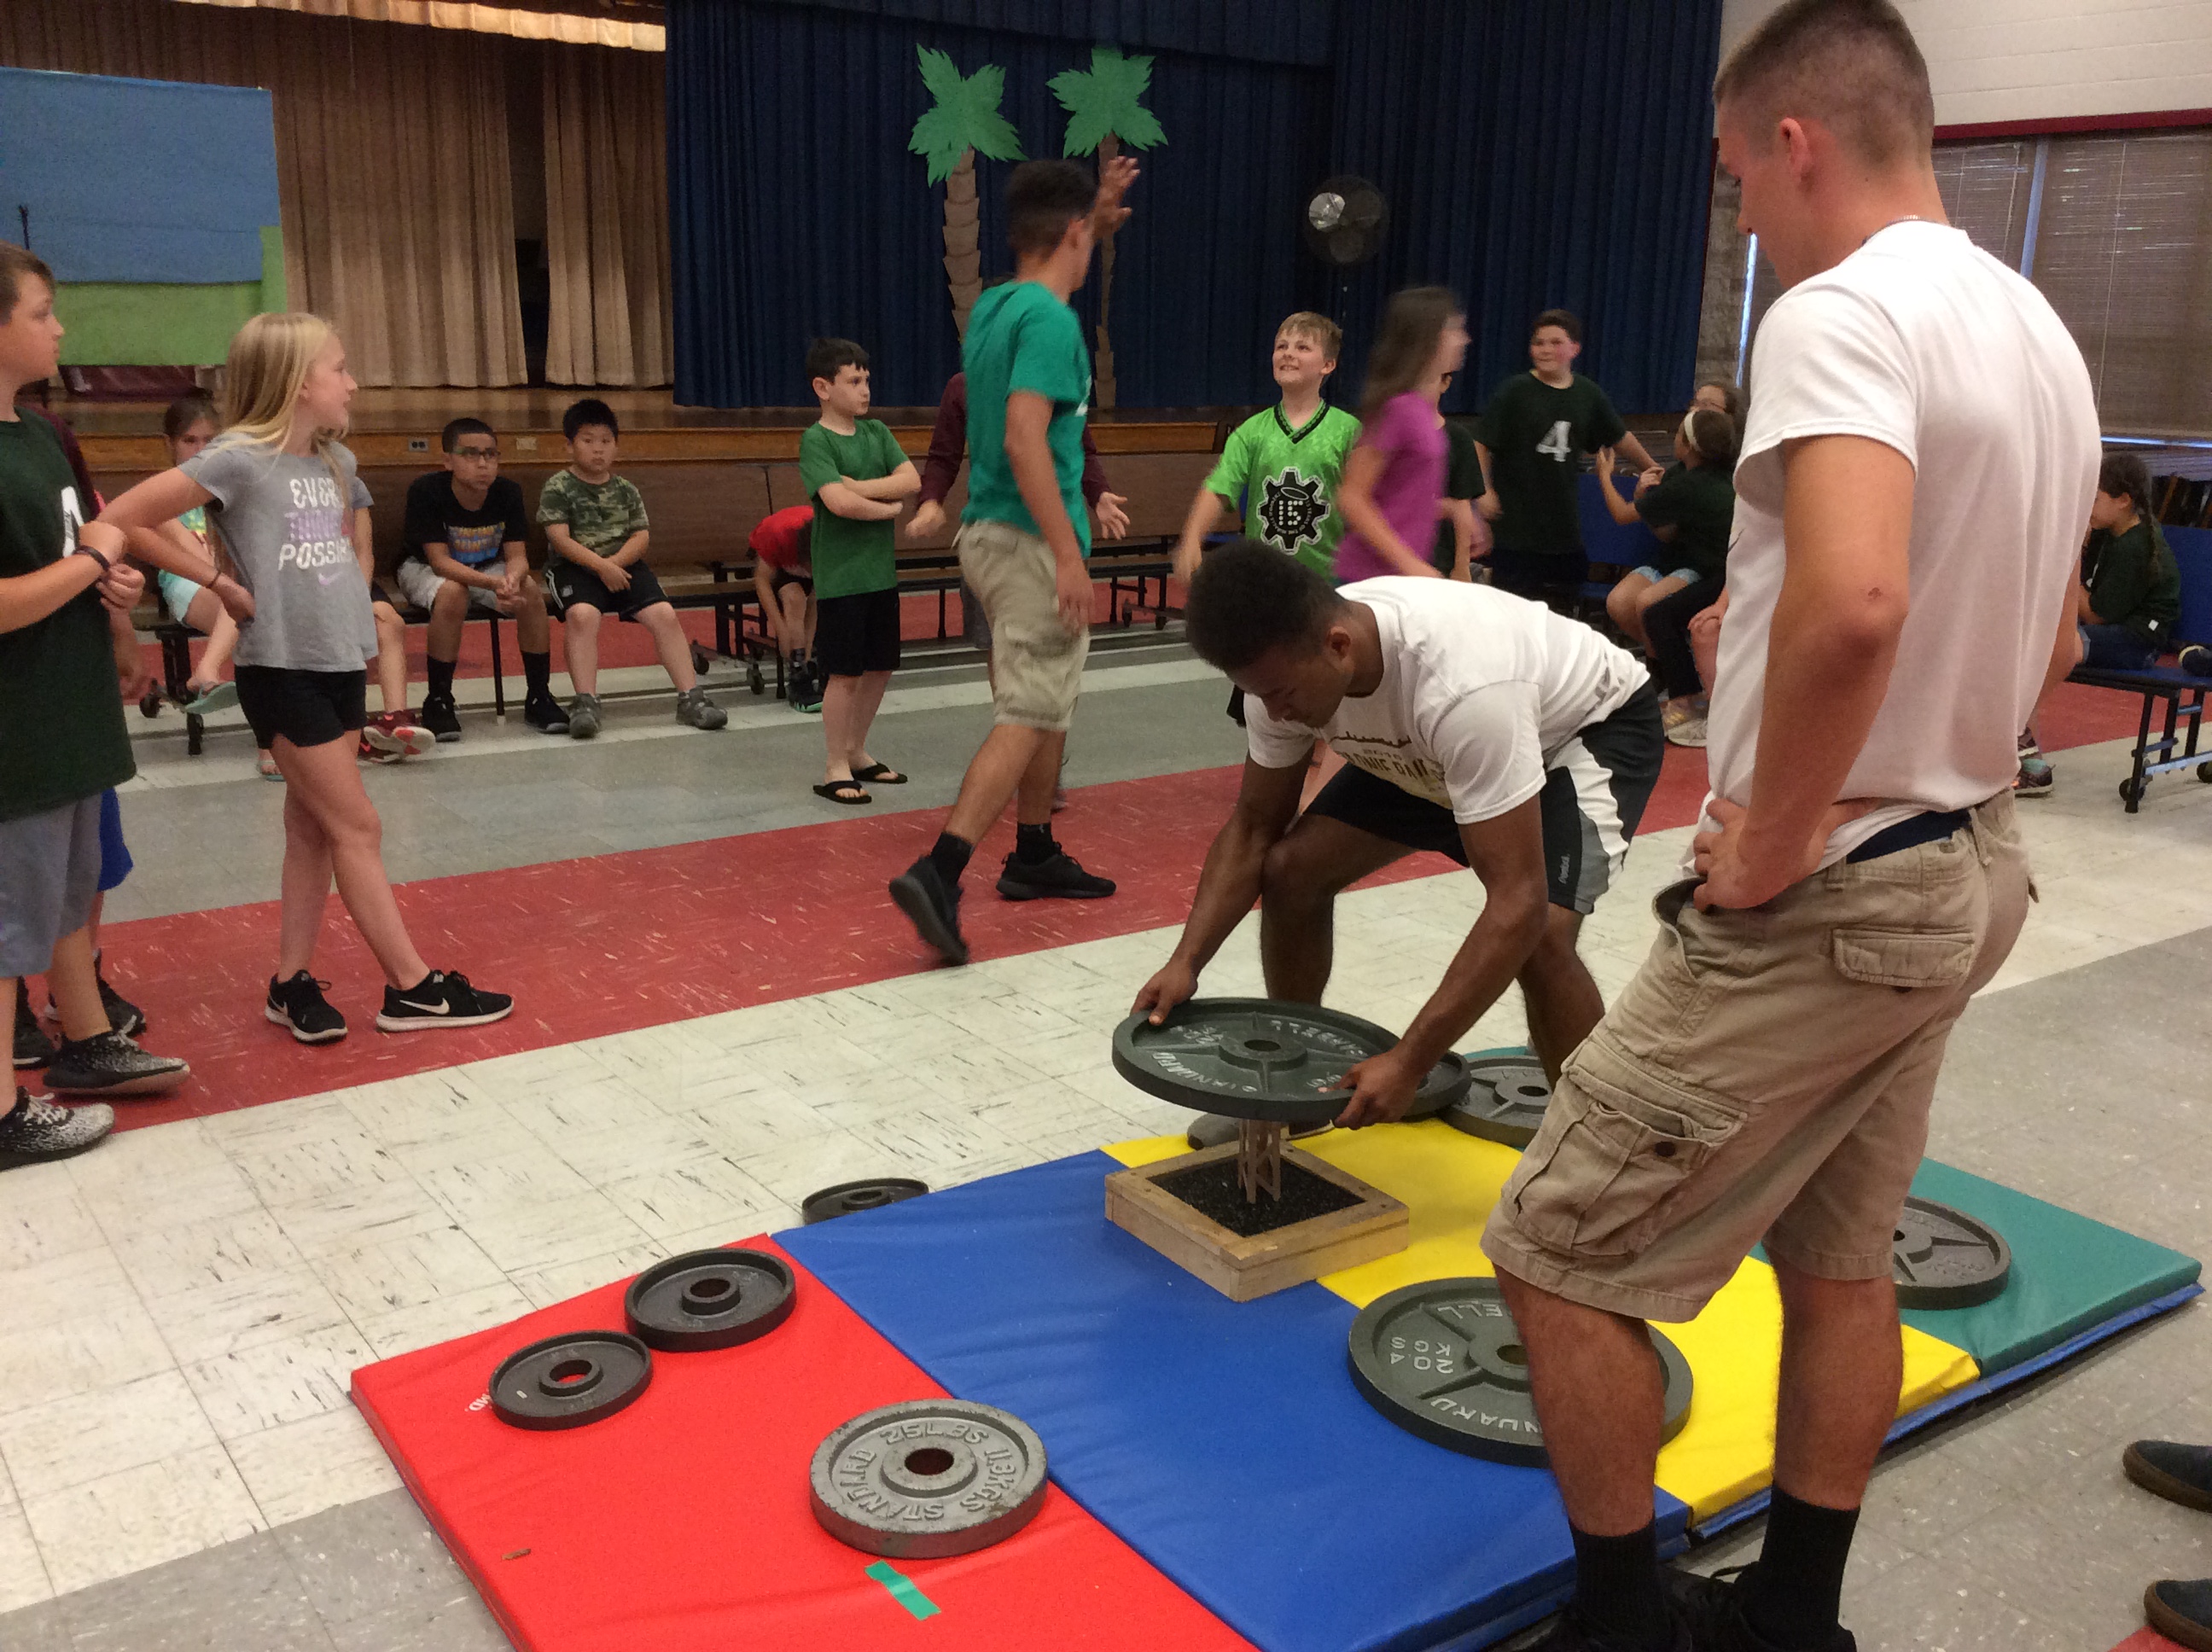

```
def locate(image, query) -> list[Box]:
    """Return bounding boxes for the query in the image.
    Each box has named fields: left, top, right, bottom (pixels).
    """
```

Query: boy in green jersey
left=799, top=336, right=920, bottom=805
left=1476, top=308, right=1657, bottom=611
left=889, top=154, right=1139, bottom=964
left=1173, top=312, right=1360, bottom=582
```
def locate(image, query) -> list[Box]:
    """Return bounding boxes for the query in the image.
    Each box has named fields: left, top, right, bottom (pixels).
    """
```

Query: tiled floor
left=3, top=633, right=2208, bottom=1649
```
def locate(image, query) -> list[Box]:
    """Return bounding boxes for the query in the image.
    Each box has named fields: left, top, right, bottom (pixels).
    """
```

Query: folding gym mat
left=351, top=1237, right=1256, bottom=1652
left=781, top=1152, right=1693, bottom=1652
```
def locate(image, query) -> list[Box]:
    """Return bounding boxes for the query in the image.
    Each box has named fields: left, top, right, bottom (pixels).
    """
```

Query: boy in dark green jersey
left=890, top=155, right=1139, bottom=964
left=1173, top=312, right=1360, bottom=582
left=800, top=336, right=920, bottom=805
left=1476, top=308, right=1657, bottom=610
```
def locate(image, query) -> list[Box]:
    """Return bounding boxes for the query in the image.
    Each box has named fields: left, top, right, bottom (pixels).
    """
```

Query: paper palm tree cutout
left=1050, top=46, right=1165, bottom=410
left=910, top=46, right=1025, bottom=340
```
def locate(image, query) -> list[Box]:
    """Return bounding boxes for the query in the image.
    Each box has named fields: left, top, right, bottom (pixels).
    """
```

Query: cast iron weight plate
left=1441, top=1056, right=1553, bottom=1149
left=800, top=1178, right=929, bottom=1225
left=1115, top=999, right=1472, bottom=1127
left=1184, top=1051, right=1470, bottom=1148
left=624, top=1248, right=795, bottom=1352
left=1892, top=1196, right=2012, bottom=1310
left=1348, top=1277, right=1694, bottom=1466
left=490, top=1330, right=652, bottom=1431
left=810, top=1399, right=1050, bottom=1559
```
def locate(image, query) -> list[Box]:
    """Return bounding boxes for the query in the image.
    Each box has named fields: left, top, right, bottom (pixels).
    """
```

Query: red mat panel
left=2107, top=1632, right=2192, bottom=1652
left=350, top=1237, right=1255, bottom=1652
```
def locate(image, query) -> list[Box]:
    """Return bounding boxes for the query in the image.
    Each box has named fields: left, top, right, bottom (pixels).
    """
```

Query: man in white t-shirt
left=1480, top=7, right=2101, bottom=1652
left=1133, top=540, right=1664, bottom=1122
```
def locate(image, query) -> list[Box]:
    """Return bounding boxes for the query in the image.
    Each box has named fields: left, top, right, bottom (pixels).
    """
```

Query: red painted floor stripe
left=77, top=679, right=2151, bottom=1129
left=2105, top=1630, right=2191, bottom=1652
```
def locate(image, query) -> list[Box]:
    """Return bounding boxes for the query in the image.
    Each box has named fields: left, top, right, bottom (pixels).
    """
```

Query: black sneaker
left=96, top=971, right=146, bottom=1039
left=2125, top=1440, right=2212, bottom=1512
left=375, top=970, right=515, bottom=1032
left=2180, top=643, right=2212, bottom=680
left=1666, top=1565, right=1854, bottom=1652
left=44, top=1031, right=189, bottom=1097
left=419, top=692, right=463, bottom=742
left=996, top=848, right=1116, bottom=901
left=265, top=972, right=348, bottom=1044
left=13, top=981, right=55, bottom=1069
left=1507, top=1606, right=1692, bottom=1652
left=523, top=690, right=570, bottom=735
left=2146, top=1578, right=2212, bottom=1651
left=889, top=858, right=969, bottom=965
left=0, top=1087, right=114, bottom=1168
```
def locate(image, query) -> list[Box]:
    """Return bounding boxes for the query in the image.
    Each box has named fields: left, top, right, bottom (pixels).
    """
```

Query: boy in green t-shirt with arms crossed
left=889, top=154, right=1139, bottom=964
left=538, top=398, right=725, bottom=738
left=1173, top=312, right=1360, bottom=582
left=1476, top=308, right=1656, bottom=611
left=799, top=337, right=920, bottom=805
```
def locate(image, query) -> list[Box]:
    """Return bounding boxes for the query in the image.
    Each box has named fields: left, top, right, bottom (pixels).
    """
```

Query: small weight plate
left=490, top=1330, right=651, bottom=1431
left=809, top=1399, right=1050, bottom=1559
left=800, top=1178, right=929, bottom=1225
left=1441, top=1056, right=1553, bottom=1149
left=1892, top=1196, right=2012, bottom=1310
left=1348, top=1277, right=1693, bottom=1466
left=1115, top=998, right=1446, bottom=1126
left=623, top=1248, right=795, bottom=1352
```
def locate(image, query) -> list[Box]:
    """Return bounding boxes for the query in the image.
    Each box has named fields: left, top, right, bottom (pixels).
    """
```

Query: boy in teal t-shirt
left=798, top=337, right=919, bottom=806
left=890, top=155, right=1139, bottom=967
left=1173, top=311, right=1359, bottom=582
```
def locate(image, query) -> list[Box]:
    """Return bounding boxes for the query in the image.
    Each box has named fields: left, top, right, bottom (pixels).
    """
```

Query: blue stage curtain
left=1326, top=0, right=1724, bottom=416
left=669, top=0, right=1721, bottom=412
left=668, top=1, right=1329, bottom=408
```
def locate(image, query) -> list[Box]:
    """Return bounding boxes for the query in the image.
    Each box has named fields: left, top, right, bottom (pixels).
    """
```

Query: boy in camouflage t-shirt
left=537, top=398, right=725, bottom=737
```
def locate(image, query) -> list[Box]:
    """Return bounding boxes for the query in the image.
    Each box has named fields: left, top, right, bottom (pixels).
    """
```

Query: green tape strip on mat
left=1903, top=1159, right=2201, bottom=1374
left=864, top=1562, right=941, bottom=1620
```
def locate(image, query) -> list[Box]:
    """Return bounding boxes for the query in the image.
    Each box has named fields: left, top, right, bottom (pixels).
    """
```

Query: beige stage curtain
left=540, top=42, right=671, bottom=387
left=3, top=0, right=529, bottom=387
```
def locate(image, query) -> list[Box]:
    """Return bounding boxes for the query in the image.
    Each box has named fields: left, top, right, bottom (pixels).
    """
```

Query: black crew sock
left=1014, top=822, right=1058, bottom=865
left=428, top=658, right=457, bottom=701
left=522, top=649, right=551, bottom=697
left=928, top=833, right=974, bottom=885
left=1568, top=1521, right=1673, bottom=1651
left=1743, top=1488, right=1859, bottom=1649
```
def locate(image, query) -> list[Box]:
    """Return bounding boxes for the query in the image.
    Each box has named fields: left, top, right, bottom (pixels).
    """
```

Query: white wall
left=1719, top=0, right=2212, bottom=128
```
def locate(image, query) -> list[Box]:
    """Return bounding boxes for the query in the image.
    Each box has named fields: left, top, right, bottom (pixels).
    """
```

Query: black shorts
left=548, top=559, right=670, bottom=621
left=236, top=666, right=368, bottom=751
left=815, top=586, right=901, bottom=677
left=369, top=582, right=397, bottom=609
left=1488, top=547, right=1588, bottom=614
left=771, top=567, right=814, bottom=598
left=1301, top=685, right=1664, bottom=914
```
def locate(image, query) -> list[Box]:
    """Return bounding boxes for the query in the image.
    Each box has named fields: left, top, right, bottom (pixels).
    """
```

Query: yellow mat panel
left=1104, top=1123, right=1982, bottom=1523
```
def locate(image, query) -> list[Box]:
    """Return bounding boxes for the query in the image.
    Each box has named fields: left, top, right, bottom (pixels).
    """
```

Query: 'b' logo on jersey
left=1257, top=468, right=1330, bottom=556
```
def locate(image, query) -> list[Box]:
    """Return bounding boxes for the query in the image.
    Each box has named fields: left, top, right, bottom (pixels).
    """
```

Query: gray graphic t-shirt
left=182, top=434, right=376, bottom=672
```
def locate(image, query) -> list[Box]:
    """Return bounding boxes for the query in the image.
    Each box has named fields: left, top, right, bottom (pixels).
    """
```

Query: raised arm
left=1592, top=448, right=1640, bottom=527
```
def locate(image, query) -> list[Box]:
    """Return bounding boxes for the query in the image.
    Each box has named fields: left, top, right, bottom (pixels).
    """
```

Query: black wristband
left=73, top=542, right=112, bottom=574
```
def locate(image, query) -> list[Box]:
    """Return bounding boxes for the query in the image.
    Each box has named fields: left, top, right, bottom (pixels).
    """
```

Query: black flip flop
left=812, top=780, right=872, bottom=806
left=853, top=763, right=908, bottom=785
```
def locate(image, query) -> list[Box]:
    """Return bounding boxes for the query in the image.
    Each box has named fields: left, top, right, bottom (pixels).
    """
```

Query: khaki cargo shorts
left=1482, top=790, right=2031, bottom=1323
left=957, top=520, right=1090, bottom=732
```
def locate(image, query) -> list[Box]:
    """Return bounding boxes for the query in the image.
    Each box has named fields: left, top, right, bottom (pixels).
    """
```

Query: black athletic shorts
left=771, top=567, right=814, bottom=598
left=236, top=666, right=369, bottom=751
left=815, top=586, right=901, bottom=678
left=1301, top=685, right=1665, bottom=914
left=548, top=559, right=670, bottom=621
left=1487, top=546, right=1588, bottom=614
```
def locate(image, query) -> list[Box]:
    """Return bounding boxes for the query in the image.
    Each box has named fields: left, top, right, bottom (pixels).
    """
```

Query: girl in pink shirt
left=1334, top=287, right=1470, bottom=583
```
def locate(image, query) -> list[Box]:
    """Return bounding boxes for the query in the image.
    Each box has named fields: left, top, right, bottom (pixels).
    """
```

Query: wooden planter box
left=1104, top=1142, right=1409, bottom=1302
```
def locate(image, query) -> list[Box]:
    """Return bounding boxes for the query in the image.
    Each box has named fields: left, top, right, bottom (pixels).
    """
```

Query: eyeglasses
left=453, top=446, right=499, bottom=460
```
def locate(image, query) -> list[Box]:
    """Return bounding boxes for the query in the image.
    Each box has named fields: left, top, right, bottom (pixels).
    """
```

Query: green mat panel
left=1902, top=1159, right=2201, bottom=1374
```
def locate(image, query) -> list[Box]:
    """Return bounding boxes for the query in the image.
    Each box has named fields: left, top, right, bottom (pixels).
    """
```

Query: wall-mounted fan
left=1302, top=175, right=1388, bottom=266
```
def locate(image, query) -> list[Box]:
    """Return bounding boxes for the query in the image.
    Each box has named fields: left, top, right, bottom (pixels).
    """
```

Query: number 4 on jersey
left=1536, top=421, right=1572, bottom=463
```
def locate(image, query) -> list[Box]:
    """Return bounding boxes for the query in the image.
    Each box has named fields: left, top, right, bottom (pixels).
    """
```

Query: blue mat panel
left=783, top=1152, right=1690, bottom=1652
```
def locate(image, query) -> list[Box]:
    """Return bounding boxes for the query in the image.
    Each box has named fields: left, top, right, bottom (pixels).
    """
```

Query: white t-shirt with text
left=1245, top=579, right=1644, bottom=823
left=1706, top=220, right=2101, bottom=864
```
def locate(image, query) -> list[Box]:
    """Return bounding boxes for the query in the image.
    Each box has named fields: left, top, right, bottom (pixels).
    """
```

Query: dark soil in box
left=1153, top=1157, right=1365, bottom=1237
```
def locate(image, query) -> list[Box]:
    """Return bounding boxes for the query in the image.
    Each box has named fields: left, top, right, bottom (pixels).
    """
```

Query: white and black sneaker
left=0, top=1087, right=114, bottom=1168
left=375, top=970, right=515, bottom=1033
left=265, top=972, right=348, bottom=1044
left=42, top=1031, right=189, bottom=1097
